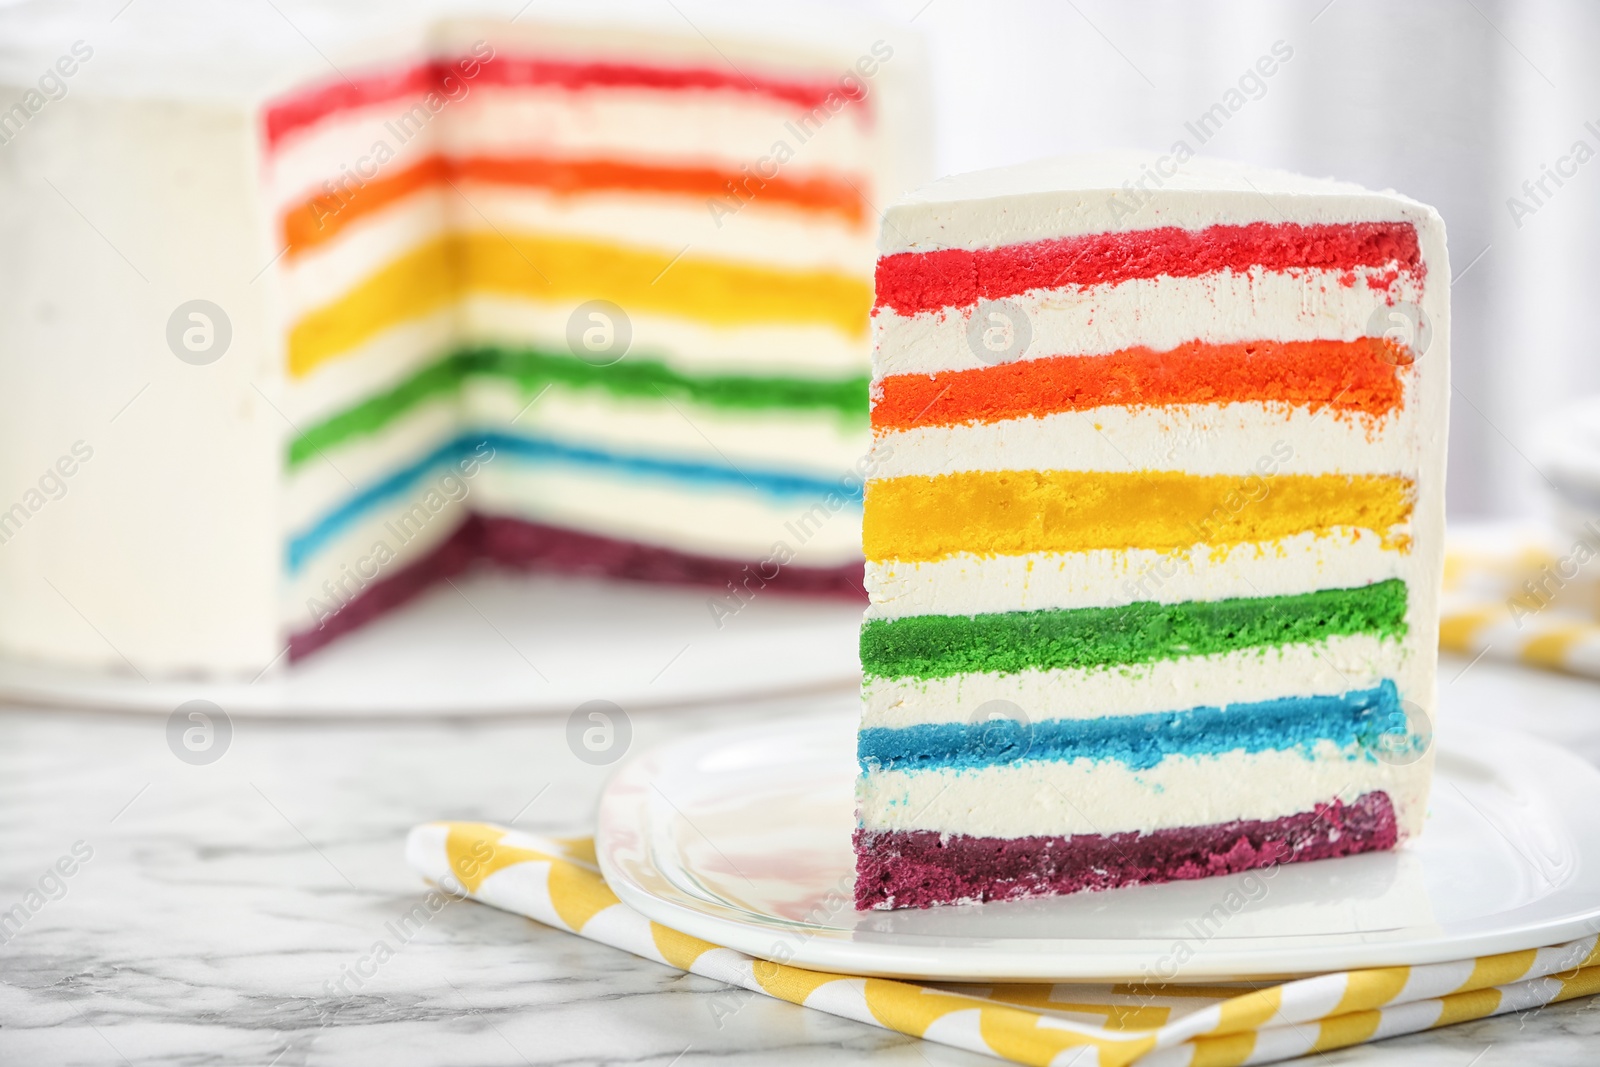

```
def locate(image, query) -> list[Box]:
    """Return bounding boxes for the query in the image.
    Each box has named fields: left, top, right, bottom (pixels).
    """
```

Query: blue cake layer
left=287, top=429, right=863, bottom=574
left=856, top=681, right=1404, bottom=773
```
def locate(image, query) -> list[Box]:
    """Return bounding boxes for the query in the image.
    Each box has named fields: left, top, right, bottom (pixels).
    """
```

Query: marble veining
left=1, top=657, right=1597, bottom=1065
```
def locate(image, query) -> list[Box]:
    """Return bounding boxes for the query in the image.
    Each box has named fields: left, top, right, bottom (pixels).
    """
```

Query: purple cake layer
left=288, top=515, right=481, bottom=662
left=289, top=513, right=866, bottom=660
left=853, top=791, right=1398, bottom=910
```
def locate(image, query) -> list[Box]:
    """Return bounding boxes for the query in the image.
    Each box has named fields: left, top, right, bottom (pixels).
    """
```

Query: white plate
left=0, top=571, right=861, bottom=717
left=597, top=713, right=1600, bottom=982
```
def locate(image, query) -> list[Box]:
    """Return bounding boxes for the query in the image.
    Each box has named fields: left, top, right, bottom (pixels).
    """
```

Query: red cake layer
left=852, top=791, right=1398, bottom=910
left=288, top=513, right=865, bottom=660
left=266, top=55, right=867, bottom=151
left=871, top=336, right=1409, bottom=431
left=872, top=221, right=1422, bottom=316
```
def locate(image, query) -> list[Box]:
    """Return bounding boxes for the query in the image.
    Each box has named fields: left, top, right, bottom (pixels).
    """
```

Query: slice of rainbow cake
left=853, top=155, right=1449, bottom=910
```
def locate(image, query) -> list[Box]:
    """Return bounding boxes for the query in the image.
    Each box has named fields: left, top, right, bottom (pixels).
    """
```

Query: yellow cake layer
left=287, top=231, right=872, bottom=377
left=863, top=469, right=1415, bottom=563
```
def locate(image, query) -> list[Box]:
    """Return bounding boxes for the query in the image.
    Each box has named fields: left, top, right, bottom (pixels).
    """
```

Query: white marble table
left=2, top=655, right=1597, bottom=1066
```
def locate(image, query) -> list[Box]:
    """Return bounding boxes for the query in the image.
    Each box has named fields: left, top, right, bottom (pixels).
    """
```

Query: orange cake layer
left=871, top=337, right=1409, bottom=432
left=282, top=154, right=868, bottom=257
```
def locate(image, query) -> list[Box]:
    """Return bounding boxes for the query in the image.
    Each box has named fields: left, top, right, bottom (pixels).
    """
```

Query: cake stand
left=0, top=570, right=862, bottom=717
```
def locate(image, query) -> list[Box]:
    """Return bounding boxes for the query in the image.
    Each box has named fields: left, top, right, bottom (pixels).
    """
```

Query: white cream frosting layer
left=282, top=381, right=865, bottom=532
left=856, top=744, right=1431, bottom=840
left=268, top=85, right=873, bottom=214
left=477, top=463, right=861, bottom=566
left=278, top=182, right=873, bottom=322
left=447, top=86, right=872, bottom=176
left=284, top=499, right=467, bottom=635
left=864, top=529, right=1405, bottom=621
left=283, top=401, right=459, bottom=531
left=277, top=192, right=450, bottom=320
left=283, top=459, right=862, bottom=624
left=859, top=633, right=1411, bottom=728
left=284, top=308, right=458, bottom=425
left=872, top=266, right=1422, bottom=380
left=268, top=100, right=435, bottom=210
left=869, top=401, right=1411, bottom=481
left=464, top=378, right=864, bottom=480
left=460, top=296, right=867, bottom=377
left=285, top=292, right=869, bottom=428
left=456, top=184, right=872, bottom=273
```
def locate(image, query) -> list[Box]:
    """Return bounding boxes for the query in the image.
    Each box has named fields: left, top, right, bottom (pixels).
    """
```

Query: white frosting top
left=881, top=151, right=1443, bottom=253
left=0, top=0, right=914, bottom=105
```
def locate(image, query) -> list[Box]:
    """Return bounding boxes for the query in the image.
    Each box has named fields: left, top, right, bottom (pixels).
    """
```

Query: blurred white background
left=866, top=0, right=1599, bottom=522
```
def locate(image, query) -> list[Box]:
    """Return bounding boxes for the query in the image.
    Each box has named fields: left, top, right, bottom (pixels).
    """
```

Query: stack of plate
left=1541, top=395, right=1600, bottom=539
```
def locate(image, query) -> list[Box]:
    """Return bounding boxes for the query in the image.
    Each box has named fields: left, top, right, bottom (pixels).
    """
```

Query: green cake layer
left=859, top=579, right=1409, bottom=681
left=288, top=345, right=870, bottom=470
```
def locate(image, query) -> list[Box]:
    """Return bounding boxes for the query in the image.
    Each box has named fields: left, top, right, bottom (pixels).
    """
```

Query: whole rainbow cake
left=853, top=155, right=1449, bottom=909
left=0, top=1, right=927, bottom=676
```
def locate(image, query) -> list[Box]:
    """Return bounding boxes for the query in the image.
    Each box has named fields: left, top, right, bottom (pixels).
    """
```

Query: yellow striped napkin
left=407, top=821, right=1600, bottom=1067
left=1441, top=523, right=1600, bottom=677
